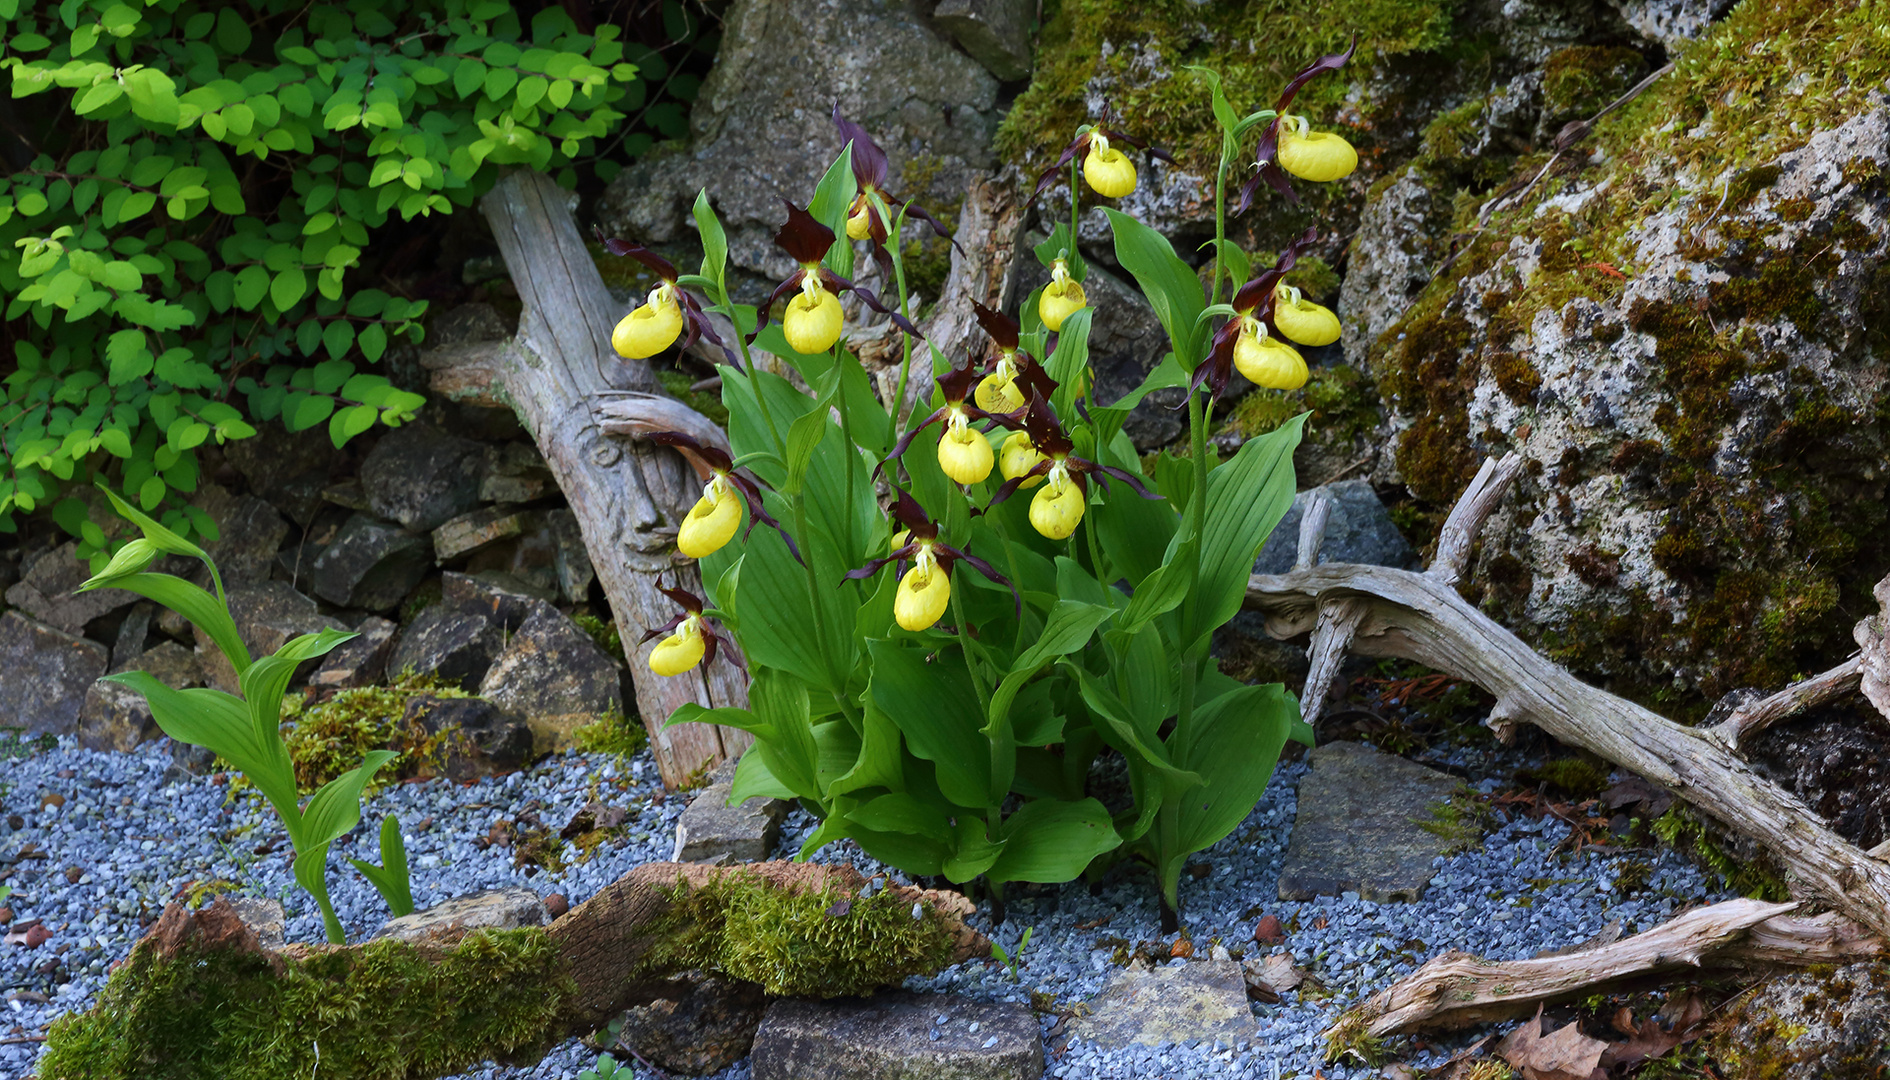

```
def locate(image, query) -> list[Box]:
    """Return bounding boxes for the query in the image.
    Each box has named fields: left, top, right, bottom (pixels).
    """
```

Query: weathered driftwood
left=1711, top=654, right=1863, bottom=749
left=438, top=170, right=753, bottom=788
left=1246, top=455, right=1890, bottom=942
left=1331, top=899, right=1882, bottom=1038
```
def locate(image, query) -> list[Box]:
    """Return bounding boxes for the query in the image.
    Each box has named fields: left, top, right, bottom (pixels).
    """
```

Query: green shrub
left=0, top=0, right=650, bottom=549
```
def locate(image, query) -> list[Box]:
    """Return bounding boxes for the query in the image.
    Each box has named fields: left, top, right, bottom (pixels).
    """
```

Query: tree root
left=38, top=861, right=985, bottom=1080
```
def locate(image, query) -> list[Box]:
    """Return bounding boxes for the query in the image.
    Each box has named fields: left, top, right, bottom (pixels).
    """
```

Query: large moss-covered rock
left=1359, top=0, right=1890, bottom=705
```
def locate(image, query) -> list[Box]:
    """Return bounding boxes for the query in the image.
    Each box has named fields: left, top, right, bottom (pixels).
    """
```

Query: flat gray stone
left=674, top=760, right=789, bottom=865
left=752, top=991, right=1042, bottom=1080
left=372, top=887, right=547, bottom=943
left=1253, top=480, right=1418, bottom=575
left=4, top=541, right=136, bottom=633
left=478, top=606, right=622, bottom=753
left=310, top=513, right=433, bottom=612
left=359, top=423, right=489, bottom=533
left=0, top=611, right=109, bottom=737
left=1278, top=741, right=1467, bottom=903
left=388, top=604, right=505, bottom=690
left=1069, top=960, right=1257, bottom=1051
left=433, top=506, right=529, bottom=562
left=933, top=0, right=1034, bottom=81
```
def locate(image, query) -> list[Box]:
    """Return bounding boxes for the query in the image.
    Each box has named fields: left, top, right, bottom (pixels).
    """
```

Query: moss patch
left=1418, top=790, right=1494, bottom=854
left=571, top=708, right=649, bottom=760
left=1540, top=45, right=1646, bottom=124
left=276, top=672, right=468, bottom=794
left=1651, top=807, right=1789, bottom=901
left=642, top=872, right=959, bottom=998
left=37, top=927, right=573, bottom=1080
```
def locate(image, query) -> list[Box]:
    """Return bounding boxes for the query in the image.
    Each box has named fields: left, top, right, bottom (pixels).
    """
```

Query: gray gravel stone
left=1278, top=741, right=1467, bottom=903
left=674, top=760, right=788, bottom=865
left=1069, top=960, right=1257, bottom=1051
left=0, top=611, right=108, bottom=736
left=752, top=991, right=1042, bottom=1080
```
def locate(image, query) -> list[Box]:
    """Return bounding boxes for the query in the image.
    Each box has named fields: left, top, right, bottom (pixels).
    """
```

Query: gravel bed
left=1, top=733, right=1724, bottom=1080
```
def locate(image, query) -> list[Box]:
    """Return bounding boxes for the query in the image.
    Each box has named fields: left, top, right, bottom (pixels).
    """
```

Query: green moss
left=278, top=671, right=468, bottom=794
left=1418, top=790, right=1493, bottom=854
left=997, top=0, right=1455, bottom=173
left=1540, top=45, right=1645, bottom=122
left=38, top=926, right=573, bottom=1080
left=1652, top=807, right=1789, bottom=901
left=656, top=369, right=730, bottom=427
left=572, top=708, right=649, bottom=760
left=573, top=613, right=623, bottom=660
left=1283, top=254, right=1342, bottom=301
left=1518, top=756, right=1610, bottom=797
left=642, top=871, right=958, bottom=998
left=1223, top=362, right=1381, bottom=446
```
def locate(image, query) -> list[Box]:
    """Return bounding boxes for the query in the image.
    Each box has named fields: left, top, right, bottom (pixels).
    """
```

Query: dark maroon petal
left=680, top=296, right=742, bottom=370
left=1147, top=145, right=1178, bottom=166
left=844, top=555, right=896, bottom=581
left=888, top=488, right=941, bottom=539
left=1020, top=390, right=1073, bottom=457
left=1237, top=226, right=1319, bottom=323
left=1026, top=133, right=1093, bottom=208
left=878, top=409, right=946, bottom=477
left=658, top=582, right=706, bottom=612
left=750, top=268, right=810, bottom=341
left=935, top=360, right=981, bottom=405
left=833, top=105, right=891, bottom=191
left=972, top=301, right=1021, bottom=351
left=1190, top=320, right=1243, bottom=401
left=774, top=201, right=837, bottom=266
left=592, top=227, right=681, bottom=282
left=985, top=460, right=1051, bottom=508
left=1013, top=362, right=1059, bottom=407
left=868, top=242, right=897, bottom=303
left=646, top=431, right=735, bottom=473
left=820, top=269, right=924, bottom=340
left=1275, top=35, right=1358, bottom=112
left=1095, top=463, right=1165, bottom=500
left=899, top=200, right=962, bottom=253
left=638, top=612, right=689, bottom=644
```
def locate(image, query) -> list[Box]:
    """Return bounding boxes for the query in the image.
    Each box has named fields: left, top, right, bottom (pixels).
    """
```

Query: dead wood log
left=40, top=862, right=984, bottom=1080
left=457, top=169, right=750, bottom=788
left=1245, top=455, right=1890, bottom=942
left=1328, top=899, right=1882, bottom=1040
left=1710, top=655, right=1863, bottom=749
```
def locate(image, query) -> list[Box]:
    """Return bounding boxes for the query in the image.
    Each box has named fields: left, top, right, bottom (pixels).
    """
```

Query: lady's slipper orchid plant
left=1237, top=39, right=1360, bottom=212
left=1193, top=229, right=1326, bottom=397
left=845, top=490, right=1012, bottom=632
left=597, top=233, right=733, bottom=363
left=833, top=107, right=959, bottom=253
left=643, top=431, right=794, bottom=560
left=755, top=202, right=920, bottom=355
left=1029, top=114, right=1175, bottom=203
left=1038, top=258, right=1088, bottom=332
left=882, top=360, right=1017, bottom=486
left=971, top=302, right=1040, bottom=413
left=642, top=583, right=738, bottom=677
left=989, top=391, right=1163, bottom=539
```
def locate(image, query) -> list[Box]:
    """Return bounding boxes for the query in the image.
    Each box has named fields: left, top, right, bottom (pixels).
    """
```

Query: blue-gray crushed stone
left=0, top=736, right=1725, bottom=1080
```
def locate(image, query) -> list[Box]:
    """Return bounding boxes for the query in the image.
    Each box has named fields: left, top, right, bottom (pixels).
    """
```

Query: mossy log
left=1246, top=454, right=1890, bottom=944
left=37, top=861, right=986, bottom=1080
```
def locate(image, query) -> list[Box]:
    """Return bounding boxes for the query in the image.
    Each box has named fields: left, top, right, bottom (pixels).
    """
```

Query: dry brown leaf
left=1601, top=995, right=1708, bottom=1068
left=1496, top=1006, right=1608, bottom=1080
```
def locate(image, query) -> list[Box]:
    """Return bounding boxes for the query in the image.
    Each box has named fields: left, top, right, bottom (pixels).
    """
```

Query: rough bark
left=1245, top=455, right=1890, bottom=942
left=1332, top=899, right=1882, bottom=1038
left=1710, top=655, right=1863, bottom=749
left=445, top=169, right=752, bottom=788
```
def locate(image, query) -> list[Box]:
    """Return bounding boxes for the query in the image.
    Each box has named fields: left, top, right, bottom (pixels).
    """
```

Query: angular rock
left=502, top=515, right=563, bottom=598
left=1708, top=960, right=1890, bottom=1080
left=611, top=970, right=770, bottom=1076
left=480, top=440, right=555, bottom=506
left=1252, top=480, right=1418, bottom=575
left=194, top=582, right=347, bottom=694
left=1014, top=256, right=1182, bottom=450
left=1278, top=741, right=1466, bottom=903
left=225, top=897, right=287, bottom=951
left=1069, top=960, right=1257, bottom=1050
left=547, top=509, right=596, bottom=604
left=80, top=641, right=204, bottom=753
left=111, top=602, right=154, bottom=670
left=432, top=506, right=529, bottom=562
left=307, top=616, right=397, bottom=690
left=309, top=513, right=433, bottom=612
left=441, top=570, right=558, bottom=634
left=933, top=0, right=1034, bottom=81
left=429, top=302, right=511, bottom=347
left=387, top=605, right=505, bottom=690
left=403, top=694, right=535, bottom=778
left=192, top=485, right=290, bottom=584
left=673, top=759, right=789, bottom=865
left=597, top=0, right=998, bottom=284
left=1336, top=163, right=1453, bottom=367
left=479, top=607, right=622, bottom=753
left=224, top=424, right=335, bottom=499
left=0, top=611, right=109, bottom=737
left=4, top=541, right=136, bottom=634
left=752, top=991, right=1042, bottom=1080
left=321, top=479, right=372, bottom=512
left=163, top=740, right=218, bottom=783
left=371, top=887, right=548, bottom=943
left=1607, top=0, right=1733, bottom=49
left=359, top=423, right=489, bottom=533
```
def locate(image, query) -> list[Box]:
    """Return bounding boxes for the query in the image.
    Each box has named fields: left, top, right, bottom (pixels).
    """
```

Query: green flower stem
left=1211, top=134, right=1233, bottom=306
left=834, top=344, right=860, bottom=562
left=1082, top=500, right=1108, bottom=584
left=886, top=204, right=917, bottom=449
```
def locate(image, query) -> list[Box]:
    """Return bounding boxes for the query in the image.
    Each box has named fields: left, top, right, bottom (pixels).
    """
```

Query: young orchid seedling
left=642, top=431, right=797, bottom=561
left=845, top=489, right=1013, bottom=632
left=1237, top=39, right=1360, bottom=213
left=595, top=231, right=735, bottom=365
left=754, top=202, right=922, bottom=354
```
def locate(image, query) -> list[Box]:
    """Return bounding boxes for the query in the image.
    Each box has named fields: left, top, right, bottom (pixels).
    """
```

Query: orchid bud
left=677, top=478, right=743, bottom=558
left=1275, top=116, right=1358, bottom=183
left=895, top=550, right=951, bottom=631
left=783, top=281, right=845, bottom=354
left=845, top=196, right=874, bottom=241
left=650, top=618, right=707, bottom=676
left=999, top=432, right=1046, bottom=489
left=1233, top=323, right=1308, bottom=391
left=612, top=285, right=685, bottom=359
left=1039, top=259, right=1087, bottom=332
left=91, top=537, right=159, bottom=582
left=1082, top=136, right=1138, bottom=198
left=1272, top=285, right=1342, bottom=347
left=1029, top=465, right=1085, bottom=539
